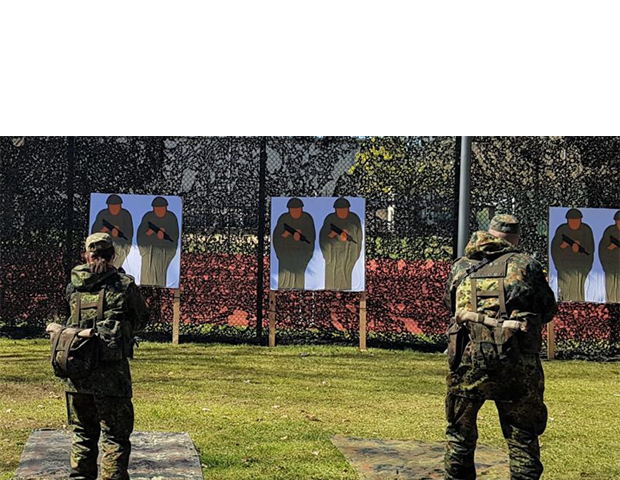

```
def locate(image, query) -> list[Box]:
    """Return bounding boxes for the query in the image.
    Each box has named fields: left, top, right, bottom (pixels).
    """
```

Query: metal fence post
left=256, top=137, right=267, bottom=344
left=457, top=136, right=472, bottom=256
left=452, top=136, right=462, bottom=259
left=65, top=137, right=75, bottom=281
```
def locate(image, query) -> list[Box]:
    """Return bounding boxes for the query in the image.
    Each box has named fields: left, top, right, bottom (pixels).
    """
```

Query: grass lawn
left=1, top=340, right=619, bottom=480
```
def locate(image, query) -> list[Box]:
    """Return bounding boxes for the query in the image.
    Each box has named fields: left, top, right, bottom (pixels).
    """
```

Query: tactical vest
left=68, top=282, right=133, bottom=362
left=463, top=252, right=521, bottom=371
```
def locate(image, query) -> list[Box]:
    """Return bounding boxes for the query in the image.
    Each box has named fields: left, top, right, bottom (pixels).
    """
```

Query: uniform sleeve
left=510, top=258, right=558, bottom=325
left=126, top=282, right=149, bottom=332
left=443, top=262, right=459, bottom=314
left=65, top=282, right=74, bottom=303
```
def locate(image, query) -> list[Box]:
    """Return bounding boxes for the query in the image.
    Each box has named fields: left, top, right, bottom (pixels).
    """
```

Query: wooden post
left=268, top=290, right=276, bottom=348
left=547, top=319, right=555, bottom=360
left=359, top=291, right=367, bottom=351
left=172, top=288, right=180, bottom=346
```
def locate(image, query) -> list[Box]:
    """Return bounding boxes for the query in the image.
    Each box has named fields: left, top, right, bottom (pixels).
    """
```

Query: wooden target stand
left=547, top=319, right=555, bottom=360
left=268, top=290, right=368, bottom=351
left=172, top=288, right=181, bottom=346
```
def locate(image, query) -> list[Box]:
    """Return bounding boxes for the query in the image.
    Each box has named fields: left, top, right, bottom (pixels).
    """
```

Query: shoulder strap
left=469, top=252, right=517, bottom=316
left=449, top=257, right=492, bottom=314
left=74, top=288, right=106, bottom=330
left=453, top=257, right=492, bottom=292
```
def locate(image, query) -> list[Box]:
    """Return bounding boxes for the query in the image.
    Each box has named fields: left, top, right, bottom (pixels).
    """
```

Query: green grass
left=1, top=340, right=619, bottom=480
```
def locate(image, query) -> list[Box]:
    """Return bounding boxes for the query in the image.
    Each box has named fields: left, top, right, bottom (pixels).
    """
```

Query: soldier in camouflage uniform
left=62, top=233, right=149, bottom=480
left=443, top=215, right=557, bottom=480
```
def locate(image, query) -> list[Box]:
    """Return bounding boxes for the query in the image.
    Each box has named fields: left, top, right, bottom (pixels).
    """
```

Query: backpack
left=50, top=285, right=126, bottom=379
left=448, top=252, right=523, bottom=372
left=466, top=252, right=521, bottom=371
left=50, top=289, right=104, bottom=379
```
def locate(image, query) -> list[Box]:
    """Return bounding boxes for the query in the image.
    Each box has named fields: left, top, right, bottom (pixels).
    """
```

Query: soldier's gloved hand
left=572, top=240, right=580, bottom=253
left=112, top=227, right=119, bottom=237
left=294, top=231, right=301, bottom=242
left=157, top=227, right=165, bottom=240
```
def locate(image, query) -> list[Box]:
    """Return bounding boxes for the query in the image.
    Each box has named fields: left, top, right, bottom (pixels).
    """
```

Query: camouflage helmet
left=488, top=214, right=520, bottom=235
left=334, top=197, right=351, bottom=208
left=105, top=194, right=122, bottom=205
left=152, top=196, right=168, bottom=207
left=566, top=208, right=583, bottom=219
left=614, top=210, right=620, bottom=220
left=287, top=197, right=304, bottom=208
left=85, top=232, right=114, bottom=253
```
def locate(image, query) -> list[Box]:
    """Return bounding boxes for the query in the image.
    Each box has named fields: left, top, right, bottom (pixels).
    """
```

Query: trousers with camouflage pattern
left=444, top=357, right=548, bottom=480
left=68, top=393, right=134, bottom=480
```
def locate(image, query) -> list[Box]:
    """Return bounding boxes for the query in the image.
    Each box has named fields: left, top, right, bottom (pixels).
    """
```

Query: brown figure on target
left=319, top=197, right=362, bottom=290
left=137, top=197, right=180, bottom=286
left=550, top=208, right=595, bottom=301
left=91, top=194, right=134, bottom=269
left=598, top=210, right=620, bottom=303
left=272, top=198, right=316, bottom=289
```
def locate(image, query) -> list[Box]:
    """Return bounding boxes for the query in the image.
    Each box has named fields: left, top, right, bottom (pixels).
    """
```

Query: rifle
left=610, top=235, right=620, bottom=249
left=147, top=222, right=174, bottom=242
left=283, top=223, right=311, bottom=244
left=330, top=223, right=357, bottom=244
left=562, top=234, right=589, bottom=255
left=102, top=219, right=128, bottom=240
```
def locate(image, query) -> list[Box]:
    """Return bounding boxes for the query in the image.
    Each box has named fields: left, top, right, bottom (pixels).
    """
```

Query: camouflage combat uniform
left=443, top=216, right=557, bottom=480
left=63, top=233, right=148, bottom=480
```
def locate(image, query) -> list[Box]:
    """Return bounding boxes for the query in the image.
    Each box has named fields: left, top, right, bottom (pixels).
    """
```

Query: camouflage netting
left=263, top=137, right=457, bottom=348
left=0, top=137, right=618, bottom=358
left=471, top=137, right=620, bottom=359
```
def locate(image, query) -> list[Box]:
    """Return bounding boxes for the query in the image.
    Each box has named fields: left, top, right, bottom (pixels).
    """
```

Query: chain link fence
left=0, top=136, right=617, bottom=358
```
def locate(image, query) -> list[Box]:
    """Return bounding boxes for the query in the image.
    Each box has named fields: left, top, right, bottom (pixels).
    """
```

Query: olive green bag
left=49, top=290, right=104, bottom=379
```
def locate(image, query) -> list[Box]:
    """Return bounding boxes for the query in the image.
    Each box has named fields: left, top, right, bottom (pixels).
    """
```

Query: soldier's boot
left=444, top=394, right=484, bottom=480
left=68, top=393, right=100, bottom=480
left=96, top=395, right=134, bottom=480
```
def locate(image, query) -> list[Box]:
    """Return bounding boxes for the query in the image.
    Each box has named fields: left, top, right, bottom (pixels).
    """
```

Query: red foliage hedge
left=1, top=253, right=618, bottom=357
